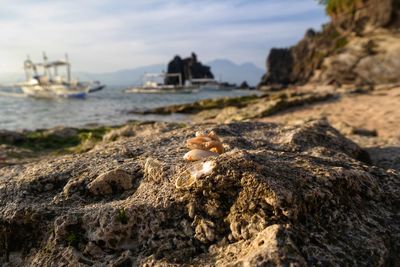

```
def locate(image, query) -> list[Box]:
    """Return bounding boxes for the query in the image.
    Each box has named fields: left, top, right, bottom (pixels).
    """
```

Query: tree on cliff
left=317, top=0, right=365, bottom=16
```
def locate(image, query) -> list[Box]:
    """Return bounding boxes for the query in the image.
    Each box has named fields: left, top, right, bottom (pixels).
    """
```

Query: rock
left=0, top=120, right=398, bottom=266
left=165, top=52, right=214, bottom=86
left=211, top=92, right=335, bottom=123
left=329, top=0, right=399, bottom=33
left=239, top=81, right=250, bottom=89
left=317, top=32, right=400, bottom=85
left=45, top=127, right=79, bottom=139
left=258, top=0, right=400, bottom=88
left=259, top=48, right=294, bottom=87
left=0, top=130, right=27, bottom=145
left=103, top=122, right=183, bottom=142
left=87, top=169, right=133, bottom=195
left=351, top=127, right=378, bottom=137
left=133, top=94, right=260, bottom=115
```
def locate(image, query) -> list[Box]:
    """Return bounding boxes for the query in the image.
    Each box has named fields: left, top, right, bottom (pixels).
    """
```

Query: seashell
left=208, top=131, right=221, bottom=141
left=186, top=136, right=213, bottom=150
left=175, top=161, right=216, bottom=189
left=183, top=149, right=219, bottom=161
left=193, top=161, right=215, bottom=178
left=195, top=131, right=207, bottom=137
left=186, top=132, right=224, bottom=154
left=204, top=140, right=224, bottom=154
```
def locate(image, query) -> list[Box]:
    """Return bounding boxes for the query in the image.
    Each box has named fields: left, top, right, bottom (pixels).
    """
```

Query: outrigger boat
left=124, top=72, right=198, bottom=94
left=0, top=53, right=105, bottom=99
left=191, top=78, right=236, bottom=91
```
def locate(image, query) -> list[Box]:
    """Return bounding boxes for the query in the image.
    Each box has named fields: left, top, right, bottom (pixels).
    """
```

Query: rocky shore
left=112, top=84, right=400, bottom=174
left=1, top=78, right=399, bottom=266
left=258, top=0, right=400, bottom=89
left=0, top=0, right=399, bottom=265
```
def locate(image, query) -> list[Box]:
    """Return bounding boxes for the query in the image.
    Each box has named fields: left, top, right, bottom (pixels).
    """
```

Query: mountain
left=0, top=65, right=166, bottom=87
left=0, top=72, right=25, bottom=85
left=76, top=64, right=166, bottom=86
left=80, top=59, right=264, bottom=86
left=207, top=59, right=264, bottom=86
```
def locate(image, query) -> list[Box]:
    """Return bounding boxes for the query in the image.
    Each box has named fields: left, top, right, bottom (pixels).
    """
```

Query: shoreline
left=0, top=110, right=398, bottom=265
left=1, top=84, right=399, bottom=170
left=0, top=83, right=399, bottom=265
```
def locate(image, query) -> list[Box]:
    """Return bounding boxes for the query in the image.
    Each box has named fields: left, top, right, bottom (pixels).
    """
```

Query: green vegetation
left=335, top=37, right=349, bottom=50
left=0, top=126, right=113, bottom=155
left=116, top=208, right=129, bottom=224
left=150, top=94, right=263, bottom=114
left=66, top=232, right=78, bottom=247
left=318, top=0, right=364, bottom=16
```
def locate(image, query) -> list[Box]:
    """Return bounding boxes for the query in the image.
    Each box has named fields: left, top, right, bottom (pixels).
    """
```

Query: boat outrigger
left=0, top=53, right=105, bottom=99
left=124, top=72, right=198, bottom=94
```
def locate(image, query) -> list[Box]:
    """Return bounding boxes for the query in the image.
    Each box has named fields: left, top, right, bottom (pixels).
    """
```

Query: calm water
left=0, top=86, right=259, bottom=130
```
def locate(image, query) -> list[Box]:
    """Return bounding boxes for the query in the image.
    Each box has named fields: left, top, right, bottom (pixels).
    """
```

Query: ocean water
left=0, top=86, right=259, bottom=130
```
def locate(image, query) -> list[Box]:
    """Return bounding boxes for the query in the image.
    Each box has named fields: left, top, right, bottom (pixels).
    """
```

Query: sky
left=0, top=0, right=329, bottom=73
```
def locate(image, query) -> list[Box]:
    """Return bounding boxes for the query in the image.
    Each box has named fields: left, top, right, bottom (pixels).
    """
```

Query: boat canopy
left=190, top=78, right=218, bottom=83
left=24, top=53, right=71, bottom=82
left=143, top=72, right=183, bottom=86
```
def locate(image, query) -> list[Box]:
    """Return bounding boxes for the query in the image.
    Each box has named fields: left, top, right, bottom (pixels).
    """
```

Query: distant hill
left=80, top=59, right=264, bottom=86
left=207, top=59, right=264, bottom=86
left=0, top=72, right=25, bottom=85
left=0, top=59, right=264, bottom=87
left=76, top=64, right=166, bottom=86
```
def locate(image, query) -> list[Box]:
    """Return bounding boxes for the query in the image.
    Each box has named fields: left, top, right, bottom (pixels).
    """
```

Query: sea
left=0, top=86, right=259, bottom=131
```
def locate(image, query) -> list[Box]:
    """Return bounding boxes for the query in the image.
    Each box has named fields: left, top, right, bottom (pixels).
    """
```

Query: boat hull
left=125, top=86, right=198, bottom=94
left=20, top=84, right=90, bottom=99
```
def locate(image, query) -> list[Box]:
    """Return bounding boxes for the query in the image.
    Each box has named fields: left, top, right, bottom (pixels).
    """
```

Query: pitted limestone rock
left=0, top=120, right=398, bottom=266
left=87, top=169, right=133, bottom=195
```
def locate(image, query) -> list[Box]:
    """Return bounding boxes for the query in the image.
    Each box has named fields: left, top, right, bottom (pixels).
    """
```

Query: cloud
left=0, top=0, right=328, bottom=73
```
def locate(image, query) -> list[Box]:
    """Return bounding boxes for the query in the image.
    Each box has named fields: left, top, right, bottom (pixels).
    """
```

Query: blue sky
left=0, top=0, right=328, bottom=73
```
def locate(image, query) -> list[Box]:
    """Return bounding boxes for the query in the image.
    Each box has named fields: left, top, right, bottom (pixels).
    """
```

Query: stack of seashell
left=183, top=131, right=224, bottom=161
left=176, top=131, right=223, bottom=189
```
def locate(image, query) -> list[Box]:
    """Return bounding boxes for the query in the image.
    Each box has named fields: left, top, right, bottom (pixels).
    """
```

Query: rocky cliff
left=259, top=0, right=400, bottom=89
left=0, top=120, right=399, bottom=266
left=165, top=53, right=214, bottom=85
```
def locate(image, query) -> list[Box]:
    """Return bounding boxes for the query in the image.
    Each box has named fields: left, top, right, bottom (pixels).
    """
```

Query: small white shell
left=195, top=131, right=207, bottom=137
left=192, top=161, right=215, bottom=179
left=183, top=149, right=219, bottom=161
left=175, top=161, right=216, bottom=189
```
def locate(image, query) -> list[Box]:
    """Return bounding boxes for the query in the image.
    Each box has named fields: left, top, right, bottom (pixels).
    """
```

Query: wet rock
left=0, top=130, right=27, bottom=145
left=132, top=94, right=260, bottom=115
left=45, top=127, right=79, bottom=139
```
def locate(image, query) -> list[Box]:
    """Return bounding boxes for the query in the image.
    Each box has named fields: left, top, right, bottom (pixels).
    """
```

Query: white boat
left=2, top=53, right=105, bottom=99
left=190, top=78, right=235, bottom=90
left=125, top=72, right=198, bottom=94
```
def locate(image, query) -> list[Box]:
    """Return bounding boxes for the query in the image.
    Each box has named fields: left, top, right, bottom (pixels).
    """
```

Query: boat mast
left=178, top=73, right=182, bottom=87
left=42, top=51, right=49, bottom=78
left=24, top=55, right=32, bottom=81
left=65, top=53, right=71, bottom=83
